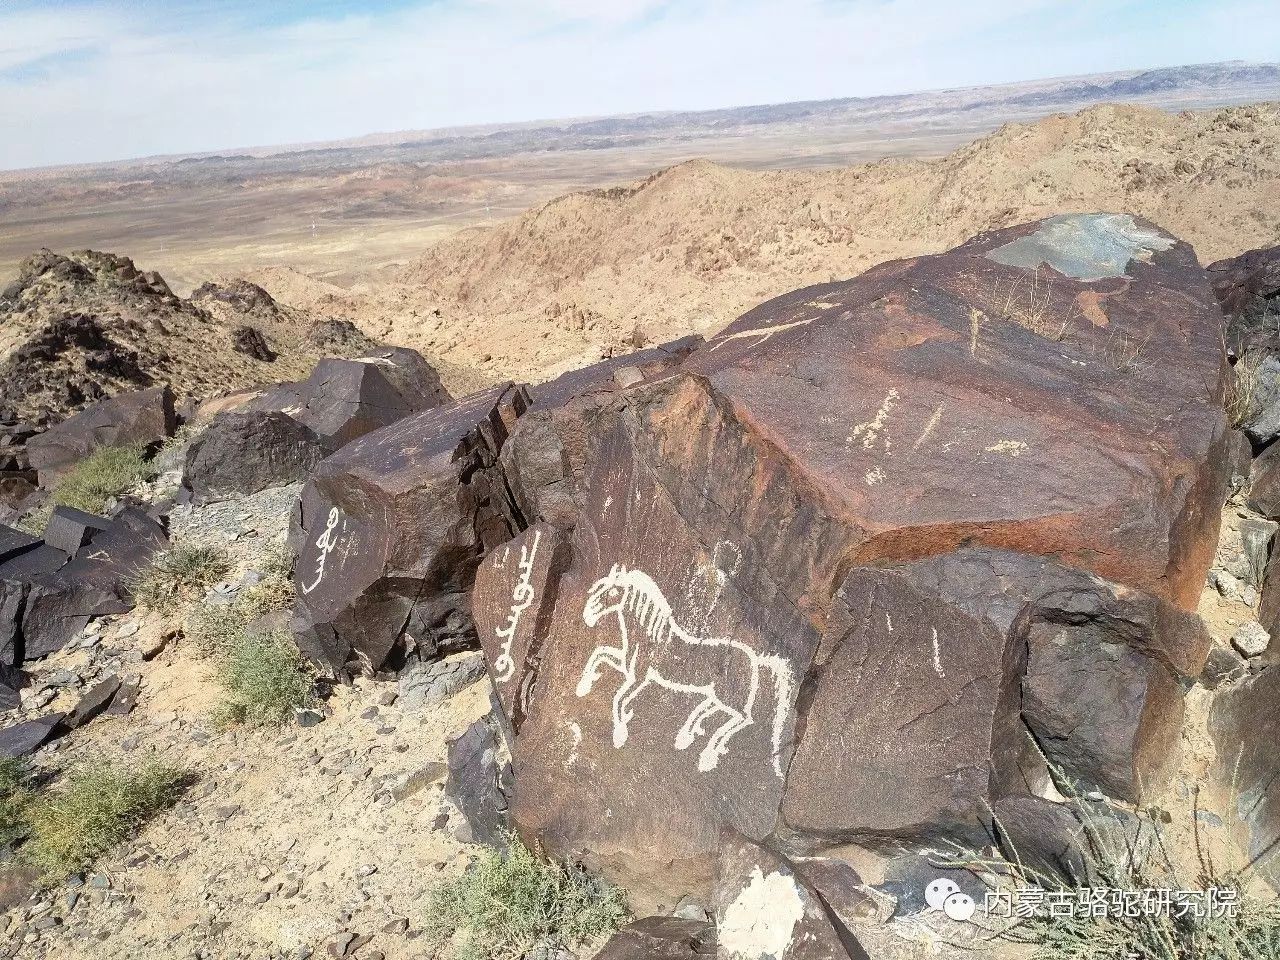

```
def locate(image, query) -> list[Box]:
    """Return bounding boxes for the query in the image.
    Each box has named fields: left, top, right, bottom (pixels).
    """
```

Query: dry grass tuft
left=425, top=834, right=630, bottom=960
left=131, top=543, right=234, bottom=614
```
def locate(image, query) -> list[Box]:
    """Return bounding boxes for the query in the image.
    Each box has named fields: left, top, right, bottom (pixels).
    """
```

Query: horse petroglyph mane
left=575, top=563, right=796, bottom=776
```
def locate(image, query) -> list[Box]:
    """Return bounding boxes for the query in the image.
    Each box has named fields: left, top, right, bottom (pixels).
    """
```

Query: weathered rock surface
left=443, top=715, right=512, bottom=847
left=183, top=410, right=326, bottom=503
left=1208, top=244, right=1280, bottom=360
left=290, top=383, right=527, bottom=675
left=482, top=215, right=1227, bottom=909
left=0, top=712, right=64, bottom=758
left=501, top=336, right=702, bottom=529
left=714, top=832, right=869, bottom=960
left=41, top=506, right=112, bottom=555
left=595, top=917, right=716, bottom=960
left=25, top=385, right=176, bottom=486
left=472, top=523, right=571, bottom=730
left=0, top=662, right=24, bottom=711
left=1209, top=664, right=1280, bottom=890
left=21, top=507, right=167, bottom=659
left=252, top=347, right=451, bottom=450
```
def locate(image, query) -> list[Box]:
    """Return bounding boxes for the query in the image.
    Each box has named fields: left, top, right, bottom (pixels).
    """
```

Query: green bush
left=23, top=760, right=185, bottom=883
left=131, top=543, right=234, bottom=613
left=214, top=630, right=314, bottom=727
left=0, top=757, right=32, bottom=849
left=52, top=444, right=156, bottom=515
left=425, top=835, right=629, bottom=960
left=183, top=547, right=294, bottom=657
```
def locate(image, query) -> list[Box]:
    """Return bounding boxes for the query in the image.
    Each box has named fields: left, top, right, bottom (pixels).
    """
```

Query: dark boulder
left=472, top=523, right=571, bottom=731
left=1248, top=440, right=1280, bottom=519
left=289, top=383, right=527, bottom=675
left=0, top=662, right=24, bottom=711
left=0, top=713, right=65, bottom=758
left=61, top=674, right=123, bottom=730
left=0, top=543, right=70, bottom=665
left=21, top=507, right=166, bottom=659
left=1207, top=244, right=1280, bottom=359
left=443, top=715, right=512, bottom=847
left=41, top=506, right=111, bottom=555
left=1209, top=664, right=1280, bottom=890
left=501, top=336, right=701, bottom=530
left=714, top=831, right=869, bottom=960
left=25, top=385, right=175, bottom=486
left=252, top=347, right=452, bottom=450
left=487, top=216, right=1226, bottom=908
left=230, top=325, right=277, bottom=362
left=183, top=410, right=326, bottom=503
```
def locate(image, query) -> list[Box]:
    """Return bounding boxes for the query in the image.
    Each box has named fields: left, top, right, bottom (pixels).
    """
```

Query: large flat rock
left=483, top=215, right=1229, bottom=910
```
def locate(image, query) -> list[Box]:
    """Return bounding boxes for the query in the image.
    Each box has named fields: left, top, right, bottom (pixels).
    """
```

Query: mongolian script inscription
left=493, top=530, right=542, bottom=683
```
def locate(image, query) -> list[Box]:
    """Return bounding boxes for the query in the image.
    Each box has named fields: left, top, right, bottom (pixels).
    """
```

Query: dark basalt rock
left=478, top=216, right=1227, bottom=909
left=0, top=713, right=65, bottom=758
left=21, top=507, right=166, bottom=660
left=252, top=347, right=452, bottom=450
left=594, top=918, right=716, bottom=960
left=41, top=506, right=112, bottom=555
left=289, top=383, right=527, bottom=675
left=230, top=325, right=277, bottom=362
left=183, top=410, right=326, bottom=503
left=26, top=385, right=176, bottom=486
left=501, top=336, right=702, bottom=530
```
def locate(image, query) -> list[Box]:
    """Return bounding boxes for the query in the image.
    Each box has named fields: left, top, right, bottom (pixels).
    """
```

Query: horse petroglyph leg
left=575, top=563, right=797, bottom=776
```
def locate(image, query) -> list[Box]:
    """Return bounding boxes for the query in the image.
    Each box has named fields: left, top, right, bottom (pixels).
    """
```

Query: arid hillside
left=249, top=101, right=1279, bottom=387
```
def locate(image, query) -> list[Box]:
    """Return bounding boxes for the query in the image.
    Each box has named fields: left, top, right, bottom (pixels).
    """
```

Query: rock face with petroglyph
left=470, top=214, right=1230, bottom=913
left=289, top=383, right=528, bottom=676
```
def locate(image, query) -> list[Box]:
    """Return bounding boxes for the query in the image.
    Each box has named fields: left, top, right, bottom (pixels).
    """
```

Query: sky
left=0, top=0, right=1277, bottom=170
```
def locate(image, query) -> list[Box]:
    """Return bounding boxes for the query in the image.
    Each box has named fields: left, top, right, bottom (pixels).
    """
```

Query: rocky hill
left=252, top=102, right=1279, bottom=389
left=0, top=250, right=385, bottom=424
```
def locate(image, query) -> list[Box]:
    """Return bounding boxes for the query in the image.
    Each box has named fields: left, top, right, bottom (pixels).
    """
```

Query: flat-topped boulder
left=251, top=347, right=451, bottom=450
left=26, top=385, right=176, bottom=486
left=472, top=215, right=1229, bottom=910
left=290, top=383, right=528, bottom=675
left=183, top=410, right=327, bottom=503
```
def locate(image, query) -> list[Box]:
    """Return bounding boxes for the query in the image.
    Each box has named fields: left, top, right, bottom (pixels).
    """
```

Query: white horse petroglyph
left=576, top=564, right=796, bottom=777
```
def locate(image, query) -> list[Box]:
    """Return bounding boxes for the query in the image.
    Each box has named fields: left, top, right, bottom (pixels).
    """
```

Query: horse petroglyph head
left=583, top=564, right=629, bottom=627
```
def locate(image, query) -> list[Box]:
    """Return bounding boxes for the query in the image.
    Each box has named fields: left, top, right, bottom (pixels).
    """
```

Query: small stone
left=115, top=622, right=140, bottom=639
left=355, top=864, right=377, bottom=878
left=294, top=708, right=324, bottom=728
left=381, top=917, right=408, bottom=935
left=1213, top=569, right=1245, bottom=601
left=87, top=874, right=110, bottom=890
left=1232, top=621, right=1271, bottom=658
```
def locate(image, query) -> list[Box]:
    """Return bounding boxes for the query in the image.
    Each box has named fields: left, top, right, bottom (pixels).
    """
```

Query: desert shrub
left=131, top=543, right=234, bottom=613
left=52, top=444, right=156, bottom=514
left=425, top=834, right=629, bottom=960
left=0, top=757, right=32, bottom=849
left=183, top=546, right=294, bottom=656
left=214, top=629, right=313, bottom=727
left=1226, top=352, right=1262, bottom=429
left=23, top=760, right=184, bottom=883
left=935, top=772, right=1280, bottom=960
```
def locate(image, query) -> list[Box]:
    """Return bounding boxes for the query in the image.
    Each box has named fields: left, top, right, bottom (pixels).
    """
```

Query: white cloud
left=0, top=0, right=1276, bottom=169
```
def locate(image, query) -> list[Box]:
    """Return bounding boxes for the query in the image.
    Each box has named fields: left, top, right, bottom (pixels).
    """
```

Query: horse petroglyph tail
left=575, top=564, right=796, bottom=776
left=492, top=530, right=542, bottom=683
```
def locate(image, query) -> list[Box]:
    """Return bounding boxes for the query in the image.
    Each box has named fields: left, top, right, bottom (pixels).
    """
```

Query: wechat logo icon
left=926, top=877, right=977, bottom=922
